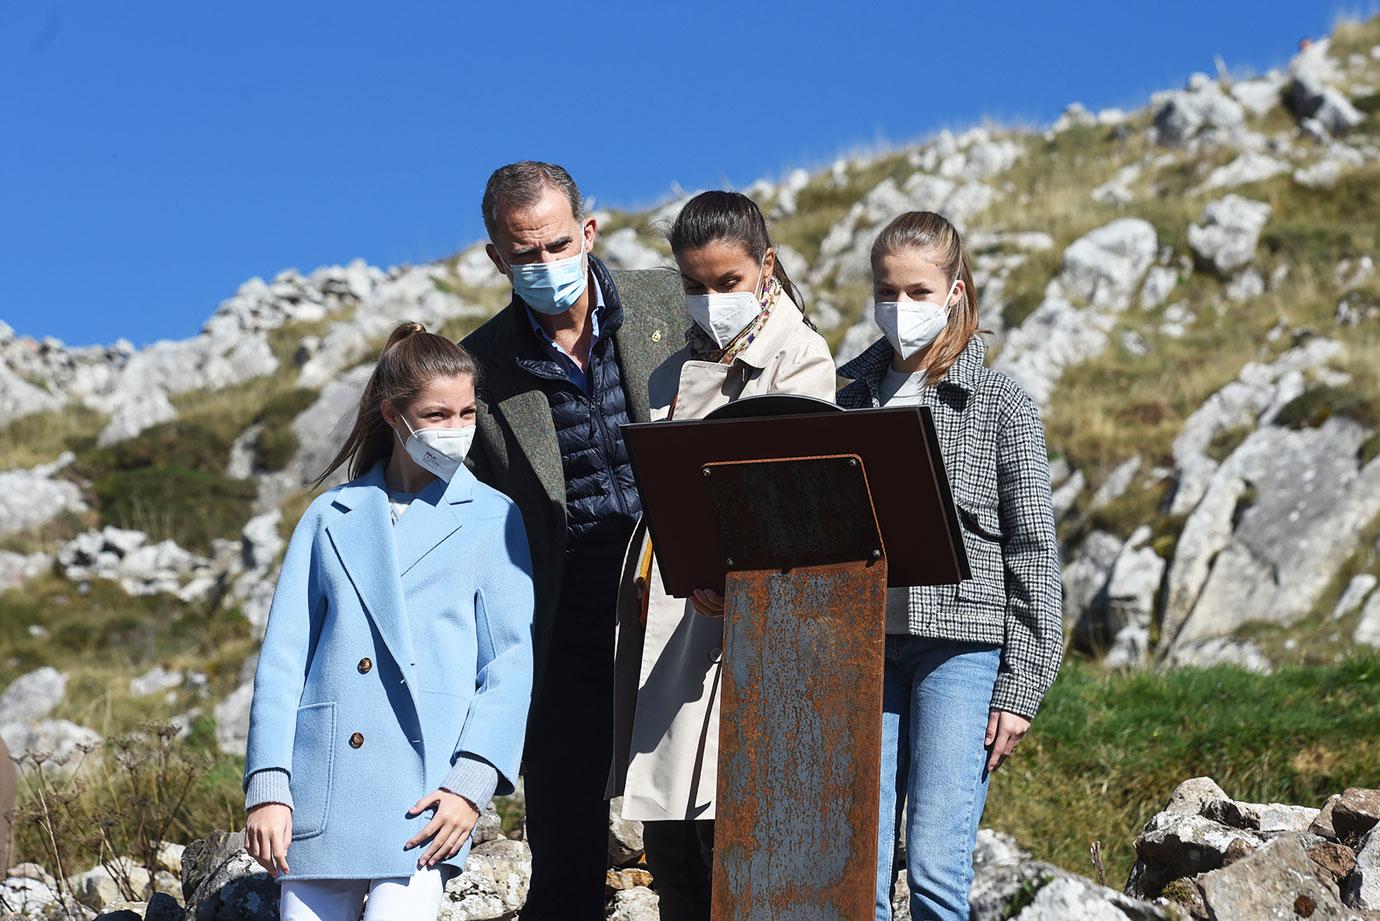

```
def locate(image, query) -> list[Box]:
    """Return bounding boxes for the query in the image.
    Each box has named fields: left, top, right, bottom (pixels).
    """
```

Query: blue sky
left=0, top=0, right=1363, bottom=347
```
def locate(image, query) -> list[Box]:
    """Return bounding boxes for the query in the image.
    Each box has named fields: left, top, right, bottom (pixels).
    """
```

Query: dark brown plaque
left=622, top=401, right=968, bottom=597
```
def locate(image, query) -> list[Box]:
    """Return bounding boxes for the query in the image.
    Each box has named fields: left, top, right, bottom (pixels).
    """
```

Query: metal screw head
left=849, top=458, right=859, bottom=468
left=702, top=467, right=712, bottom=478
left=872, top=549, right=882, bottom=560
left=726, top=558, right=735, bottom=567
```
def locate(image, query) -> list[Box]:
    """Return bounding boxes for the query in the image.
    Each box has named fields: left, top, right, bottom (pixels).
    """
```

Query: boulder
left=97, top=388, right=177, bottom=447
left=1331, top=788, right=1380, bottom=843
left=995, top=220, right=1157, bottom=404
left=0, top=452, right=88, bottom=537
left=1166, top=637, right=1273, bottom=674
left=1102, top=531, right=1165, bottom=669
left=607, top=798, right=645, bottom=866
left=182, top=830, right=278, bottom=921
left=1344, top=827, right=1380, bottom=910
left=1285, top=73, right=1366, bottom=136
left=130, top=666, right=183, bottom=698
left=438, top=837, right=531, bottom=920
left=212, top=680, right=254, bottom=757
left=599, top=229, right=664, bottom=271
left=70, top=860, right=151, bottom=910
left=1197, top=835, right=1351, bottom=920
left=0, top=718, right=102, bottom=767
left=1152, top=78, right=1247, bottom=145
left=1198, top=152, right=1289, bottom=193
left=606, top=886, right=660, bottom=921
left=1187, top=195, right=1271, bottom=277
left=1201, top=798, right=1319, bottom=833
left=1063, top=530, right=1121, bottom=639
left=0, top=667, right=67, bottom=725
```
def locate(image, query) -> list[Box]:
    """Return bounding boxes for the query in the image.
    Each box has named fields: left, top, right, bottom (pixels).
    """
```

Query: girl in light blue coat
left=243, top=321, right=534, bottom=921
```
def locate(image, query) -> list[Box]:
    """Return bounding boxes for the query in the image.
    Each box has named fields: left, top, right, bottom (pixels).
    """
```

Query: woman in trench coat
left=609, top=191, right=837, bottom=921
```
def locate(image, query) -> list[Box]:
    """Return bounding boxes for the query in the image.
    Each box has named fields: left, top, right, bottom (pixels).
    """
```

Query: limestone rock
left=606, top=886, right=660, bottom=921
left=0, top=667, right=67, bottom=725
left=1152, top=77, right=1247, bottom=145
left=1167, top=637, right=1273, bottom=674
left=1344, top=827, right=1380, bottom=910
left=130, top=666, right=183, bottom=698
left=1286, top=73, right=1366, bottom=136
left=1332, top=789, right=1380, bottom=843
left=1197, top=835, right=1351, bottom=920
left=212, top=680, right=254, bottom=757
left=182, top=830, right=277, bottom=921
left=1201, top=798, right=1319, bottom=833
left=1167, top=418, right=1380, bottom=650
left=0, top=452, right=88, bottom=537
left=1187, top=195, right=1271, bottom=277
left=439, top=837, right=531, bottom=920
left=1063, top=530, right=1121, bottom=639
left=600, top=229, right=664, bottom=271
left=995, top=220, right=1157, bottom=404
left=607, top=797, right=645, bottom=866
left=1198, top=151, right=1288, bottom=192
left=97, top=388, right=178, bottom=447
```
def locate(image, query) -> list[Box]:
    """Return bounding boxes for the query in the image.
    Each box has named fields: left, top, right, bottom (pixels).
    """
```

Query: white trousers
left=279, top=867, right=450, bottom=921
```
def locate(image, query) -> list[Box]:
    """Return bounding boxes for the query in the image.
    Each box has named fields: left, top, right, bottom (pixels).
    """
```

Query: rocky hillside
left=2, top=12, right=1380, bottom=920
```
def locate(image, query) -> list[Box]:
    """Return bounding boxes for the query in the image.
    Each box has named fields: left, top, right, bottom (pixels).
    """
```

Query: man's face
left=486, top=185, right=597, bottom=277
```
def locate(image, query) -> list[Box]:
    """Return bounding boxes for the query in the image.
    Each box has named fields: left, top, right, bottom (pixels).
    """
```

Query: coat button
left=357, top=657, right=373, bottom=674
left=708, top=647, right=722, bottom=663
left=349, top=732, right=364, bottom=749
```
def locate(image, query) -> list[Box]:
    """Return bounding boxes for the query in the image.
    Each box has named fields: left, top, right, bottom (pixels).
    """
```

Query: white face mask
left=873, top=274, right=961, bottom=360
left=394, top=415, right=475, bottom=482
left=684, top=253, right=768, bottom=350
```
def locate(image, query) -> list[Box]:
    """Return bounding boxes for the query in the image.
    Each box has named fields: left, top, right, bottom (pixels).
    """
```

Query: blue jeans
left=875, top=636, right=1001, bottom=921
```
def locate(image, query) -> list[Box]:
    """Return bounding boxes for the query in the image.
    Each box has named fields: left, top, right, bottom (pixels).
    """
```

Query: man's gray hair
left=482, top=161, right=584, bottom=239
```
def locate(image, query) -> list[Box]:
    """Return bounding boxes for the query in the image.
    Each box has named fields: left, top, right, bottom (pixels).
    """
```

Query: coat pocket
left=289, top=701, right=336, bottom=840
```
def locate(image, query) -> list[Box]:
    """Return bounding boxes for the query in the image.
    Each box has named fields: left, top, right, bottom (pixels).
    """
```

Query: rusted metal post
left=705, top=455, right=887, bottom=920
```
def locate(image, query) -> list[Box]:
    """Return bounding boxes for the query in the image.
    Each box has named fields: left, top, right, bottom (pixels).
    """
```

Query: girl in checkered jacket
left=837, top=211, right=1063, bottom=921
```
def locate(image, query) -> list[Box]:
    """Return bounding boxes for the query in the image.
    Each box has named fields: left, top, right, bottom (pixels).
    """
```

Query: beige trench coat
left=609, top=297, right=837, bottom=821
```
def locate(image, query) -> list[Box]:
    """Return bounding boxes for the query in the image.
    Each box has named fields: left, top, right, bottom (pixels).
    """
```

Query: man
left=461, top=161, right=683, bottom=919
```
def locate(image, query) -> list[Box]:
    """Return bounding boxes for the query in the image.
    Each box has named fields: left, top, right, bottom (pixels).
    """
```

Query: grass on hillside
left=984, top=654, right=1380, bottom=886
left=0, top=403, right=106, bottom=471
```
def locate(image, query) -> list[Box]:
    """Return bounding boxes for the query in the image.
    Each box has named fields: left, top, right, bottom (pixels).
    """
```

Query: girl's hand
left=245, top=803, right=293, bottom=877
left=984, top=709, right=1031, bottom=774
left=690, top=588, right=726, bottom=618
left=405, top=789, right=479, bottom=869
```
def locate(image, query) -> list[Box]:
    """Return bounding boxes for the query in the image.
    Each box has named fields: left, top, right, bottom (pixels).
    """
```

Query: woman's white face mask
left=872, top=274, right=961, bottom=360
left=395, top=415, right=474, bottom=481
left=683, top=253, right=768, bottom=349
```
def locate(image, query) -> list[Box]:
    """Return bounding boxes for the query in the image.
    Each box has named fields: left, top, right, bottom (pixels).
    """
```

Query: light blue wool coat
left=243, top=460, right=534, bottom=880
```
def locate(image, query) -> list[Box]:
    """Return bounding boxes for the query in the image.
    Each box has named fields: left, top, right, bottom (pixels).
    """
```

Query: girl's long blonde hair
left=314, top=321, right=480, bottom=487
left=871, top=211, right=980, bottom=386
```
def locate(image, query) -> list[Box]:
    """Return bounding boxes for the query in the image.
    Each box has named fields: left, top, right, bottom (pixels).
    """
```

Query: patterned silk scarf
left=685, top=275, right=783, bottom=364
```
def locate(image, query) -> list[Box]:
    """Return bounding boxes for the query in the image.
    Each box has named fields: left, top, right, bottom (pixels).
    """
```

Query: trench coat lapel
left=498, top=383, right=566, bottom=511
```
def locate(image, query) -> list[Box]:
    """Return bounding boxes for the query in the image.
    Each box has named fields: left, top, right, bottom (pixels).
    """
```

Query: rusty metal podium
left=623, top=397, right=968, bottom=921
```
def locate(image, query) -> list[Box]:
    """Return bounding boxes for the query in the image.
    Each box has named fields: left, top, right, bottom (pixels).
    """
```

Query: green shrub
left=251, top=387, right=318, bottom=471
left=93, top=466, right=256, bottom=553
left=1274, top=385, right=1380, bottom=431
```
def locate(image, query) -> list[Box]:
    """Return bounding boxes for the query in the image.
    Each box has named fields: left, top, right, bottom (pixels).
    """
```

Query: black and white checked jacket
left=837, top=335, right=1063, bottom=719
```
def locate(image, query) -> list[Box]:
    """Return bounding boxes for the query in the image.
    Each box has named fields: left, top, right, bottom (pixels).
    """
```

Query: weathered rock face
left=58, top=527, right=230, bottom=603
left=995, top=218, right=1158, bottom=404
left=0, top=452, right=88, bottom=538
left=1151, top=74, right=1247, bottom=146
left=1187, top=194, right=1271, bottom=277
left=1125, top=778, right=1380, bottom=919
left=1164, top=416, right=1380, bottom=651
left=181, top=830, right=279, bottom=921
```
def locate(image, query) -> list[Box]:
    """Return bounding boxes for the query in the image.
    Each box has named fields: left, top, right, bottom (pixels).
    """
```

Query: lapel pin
left=652, top=329, right=662, bottom=343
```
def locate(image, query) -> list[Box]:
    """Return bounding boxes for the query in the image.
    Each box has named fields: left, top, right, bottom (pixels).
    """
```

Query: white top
left=387, top=489, right=416, bottom=525
left=879, top=364, right=929, bottom=634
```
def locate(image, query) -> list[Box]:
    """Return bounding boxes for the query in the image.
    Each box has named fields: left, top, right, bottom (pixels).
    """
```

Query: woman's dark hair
left=667, top=191, right=806, bottom=314
left=314, top=321, right=480, bottom=487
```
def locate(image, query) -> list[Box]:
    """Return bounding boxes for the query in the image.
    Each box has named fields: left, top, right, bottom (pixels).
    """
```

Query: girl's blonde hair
left=871, top=211, right=979, bottom=386
left=314, top=321, right=480, bottom=487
